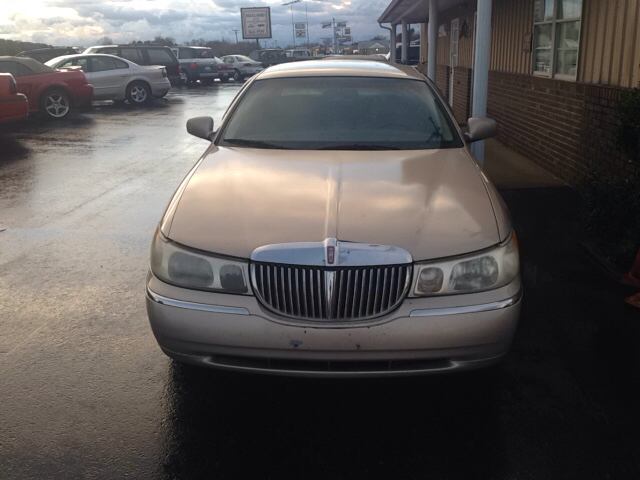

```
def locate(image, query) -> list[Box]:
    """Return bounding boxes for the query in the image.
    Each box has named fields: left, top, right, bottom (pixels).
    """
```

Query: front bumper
left=146, top=273, right=522, bottom=377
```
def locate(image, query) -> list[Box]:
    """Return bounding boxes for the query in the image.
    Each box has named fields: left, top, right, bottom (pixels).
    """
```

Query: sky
left=0, top=0, right=393, bottom=49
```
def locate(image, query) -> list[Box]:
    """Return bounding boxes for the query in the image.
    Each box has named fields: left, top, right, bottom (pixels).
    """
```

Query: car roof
left=48, top=53, right=133, bottom=64
left=16, top=47, right=77, bottom=54
left=89, top=44, right=169, bottom=49
left=258, top=59, right=424, bottom=80
left=322, top=54, right=389, bottom=62
left=0, top=56, right=56, bottom=74
left=52, top=53, right=127, bottom=59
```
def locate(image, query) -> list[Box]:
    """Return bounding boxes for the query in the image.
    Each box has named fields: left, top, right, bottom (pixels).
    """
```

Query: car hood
left=164, top=146, right=505, bottom=261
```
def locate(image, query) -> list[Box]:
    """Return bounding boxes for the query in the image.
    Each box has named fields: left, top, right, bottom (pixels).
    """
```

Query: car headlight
left=412, top=232, right=519, bottom=296
left=150, top=231, right=251, bottom=294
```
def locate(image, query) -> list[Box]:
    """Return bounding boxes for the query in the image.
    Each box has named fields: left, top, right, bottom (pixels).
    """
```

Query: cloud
left=1, top=0, right=394, bottom=47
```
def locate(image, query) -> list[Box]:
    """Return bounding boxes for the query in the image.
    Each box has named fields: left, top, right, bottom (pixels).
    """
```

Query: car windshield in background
left=235, top=55, right=253, bottom=62
left=219, top=76, right=462, bottom=150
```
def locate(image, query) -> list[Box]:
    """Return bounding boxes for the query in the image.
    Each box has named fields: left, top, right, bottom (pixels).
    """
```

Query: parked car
left=0, top=57, right=93, bottom=120
left=248, top=48, right=309, bottom=68
left=15, top=47, right=81, bottom=63
left=0, top=73, right=29, bottom=124
left=83, top=45, right=182, bottom=86
left=221, top=55, right=263, bottom=81
left=46, top=54, right=170, bottom=104
left=170, top=46, right=220, bottom=84
left=285, top=49, right=312, bottom=58
left=146, top=60, right=522, bottom=377
left=213, top=57, right=233, bottom=83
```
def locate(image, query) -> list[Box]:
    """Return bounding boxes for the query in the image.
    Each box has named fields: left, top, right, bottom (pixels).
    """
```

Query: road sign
left=241, top=7, right=272, bottom=39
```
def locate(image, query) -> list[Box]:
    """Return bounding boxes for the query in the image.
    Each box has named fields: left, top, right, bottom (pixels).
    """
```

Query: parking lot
left=1, top=83, right=639, bottom=480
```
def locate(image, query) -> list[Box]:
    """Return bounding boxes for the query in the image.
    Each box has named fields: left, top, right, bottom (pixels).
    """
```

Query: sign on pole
left=241, top=7, right=272, bottom=39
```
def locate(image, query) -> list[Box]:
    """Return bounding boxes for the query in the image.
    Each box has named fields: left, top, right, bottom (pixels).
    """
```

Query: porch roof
left=378, top=0, right=466, bottom=25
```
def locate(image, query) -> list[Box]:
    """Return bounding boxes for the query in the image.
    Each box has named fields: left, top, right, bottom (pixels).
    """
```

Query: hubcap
left=45, top=94, right=70, bottom=118
left=131, top=86, right=147, bottom=103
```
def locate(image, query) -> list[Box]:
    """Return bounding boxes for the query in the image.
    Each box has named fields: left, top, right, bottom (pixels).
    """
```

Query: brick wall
left=487, top=71, right=632, bottom=185
left=436, top=65, right=449, bottom=100
left=452, top=67, right=472, bottom=123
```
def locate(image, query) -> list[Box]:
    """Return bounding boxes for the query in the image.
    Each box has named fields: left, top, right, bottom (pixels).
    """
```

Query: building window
left=533, top=0, right=582, bottom=79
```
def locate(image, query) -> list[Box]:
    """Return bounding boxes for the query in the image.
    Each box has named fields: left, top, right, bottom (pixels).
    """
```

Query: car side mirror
left=464, top=117, right=497, bottom=143
left=187, top=116, right=215, bottom=141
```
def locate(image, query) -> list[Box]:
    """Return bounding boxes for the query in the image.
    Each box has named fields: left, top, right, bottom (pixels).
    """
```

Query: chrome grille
left=251, top=263, right=412, bottom=322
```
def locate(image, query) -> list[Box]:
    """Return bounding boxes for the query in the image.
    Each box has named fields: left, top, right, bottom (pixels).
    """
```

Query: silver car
left=46, top=53, right=171, bottom=104
left=221, top=55, right=264, bottom=81
left=146, top=60, right=522, bottom=377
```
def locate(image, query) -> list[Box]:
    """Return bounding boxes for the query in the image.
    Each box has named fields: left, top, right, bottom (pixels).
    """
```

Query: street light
left=282, top=0, right=301, bottom=47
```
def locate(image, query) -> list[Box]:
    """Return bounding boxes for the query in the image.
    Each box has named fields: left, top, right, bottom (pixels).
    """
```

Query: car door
left=87, top=56, right=130, bottom=100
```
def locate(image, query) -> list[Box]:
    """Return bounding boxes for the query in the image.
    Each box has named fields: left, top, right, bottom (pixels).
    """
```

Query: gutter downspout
left=379, top=23, right=393, bottom=62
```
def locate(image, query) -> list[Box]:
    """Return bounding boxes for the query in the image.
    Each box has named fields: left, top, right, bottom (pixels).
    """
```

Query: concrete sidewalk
left=483, top=138, right=565, bottom=190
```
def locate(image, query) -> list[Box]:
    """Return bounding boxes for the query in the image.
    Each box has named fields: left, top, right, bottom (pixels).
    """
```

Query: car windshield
left=235, top=55, right=252, bottom=62
left=219, top=76, right=462, bottom=150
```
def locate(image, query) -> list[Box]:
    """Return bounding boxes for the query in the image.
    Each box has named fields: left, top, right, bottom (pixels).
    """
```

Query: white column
left=428, top=0, right=438, bottom=81
left=401, top=19, right=408, bottom=64
left=471, top=0, right=492, bottom=164
left=391, top=24, right=397, bottom=62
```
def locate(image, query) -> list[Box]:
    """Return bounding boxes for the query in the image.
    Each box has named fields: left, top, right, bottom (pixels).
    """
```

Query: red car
left=0, top=56, right=93, bottom=120
left=0, top=73, right=29, bottom=124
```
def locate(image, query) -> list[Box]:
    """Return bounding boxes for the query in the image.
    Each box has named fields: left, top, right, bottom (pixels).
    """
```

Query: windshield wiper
left=426, top=116, right=443, bottom=143
left=223, top=138, right=288, bottom=149
left=317, top=144, right=400, bottom=150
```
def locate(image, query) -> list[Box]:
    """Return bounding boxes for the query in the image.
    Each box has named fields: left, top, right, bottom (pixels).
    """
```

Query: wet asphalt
left=0, top=82, right=639, bottom=480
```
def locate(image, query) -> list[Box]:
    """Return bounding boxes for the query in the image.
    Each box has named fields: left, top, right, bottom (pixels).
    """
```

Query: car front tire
left=126, top=81, right=151, bottom=105
left=40, top=89, right=71, bottom=120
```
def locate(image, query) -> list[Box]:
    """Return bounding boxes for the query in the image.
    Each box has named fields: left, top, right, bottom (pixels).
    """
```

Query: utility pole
left=232, top=29, right=239, bottom=43
left=333, top=18, right=337, bottom=54
left=305, top=2, right=309, bottom=47
left=283, top=0, right=302, bottom=48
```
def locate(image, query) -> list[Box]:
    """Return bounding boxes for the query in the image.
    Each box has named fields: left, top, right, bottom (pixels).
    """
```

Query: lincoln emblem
left=327, top=246, right=335, bottom=265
